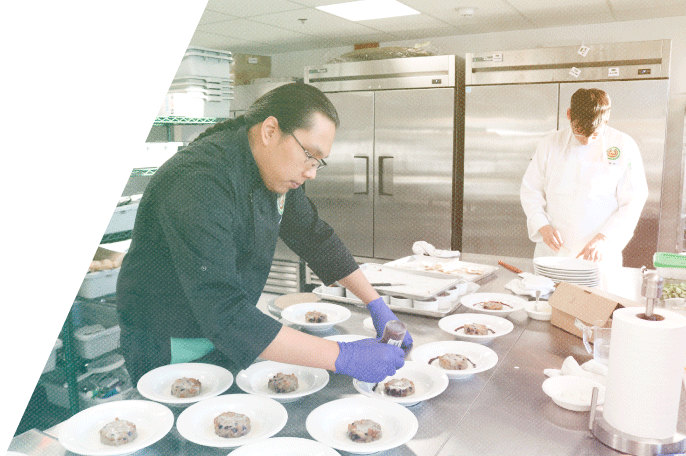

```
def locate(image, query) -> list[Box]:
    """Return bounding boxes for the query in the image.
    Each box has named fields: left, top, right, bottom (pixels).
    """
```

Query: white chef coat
left=520, top=126, right=648, bottom=267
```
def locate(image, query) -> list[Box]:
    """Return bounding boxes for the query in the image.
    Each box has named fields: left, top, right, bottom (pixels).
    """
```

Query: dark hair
left=191, top=82, right=339, bottom=143
left=569, top=88, right=611, bottom=137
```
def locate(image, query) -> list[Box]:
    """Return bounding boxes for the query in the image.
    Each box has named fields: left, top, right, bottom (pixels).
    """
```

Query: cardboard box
left=548, top=282, right=643, bottom=338
left=231, top=54, right=271, bottom=85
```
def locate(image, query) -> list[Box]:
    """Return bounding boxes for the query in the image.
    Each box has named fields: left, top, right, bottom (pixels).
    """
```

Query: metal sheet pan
left=383, top=255, right=498, bottom=282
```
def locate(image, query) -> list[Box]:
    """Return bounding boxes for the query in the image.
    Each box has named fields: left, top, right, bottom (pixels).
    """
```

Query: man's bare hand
left=539, top=225, right=564, bottom=252
left=576, top=233, right=607, bottom=262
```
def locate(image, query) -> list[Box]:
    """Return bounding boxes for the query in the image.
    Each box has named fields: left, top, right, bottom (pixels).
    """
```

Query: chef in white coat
left=520, top=88, right=648, bottom=267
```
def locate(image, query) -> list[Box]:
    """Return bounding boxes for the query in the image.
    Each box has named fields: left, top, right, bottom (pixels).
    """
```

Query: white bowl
left=541, top=376, right=605, bottom=412
left=58, top=400, right=174, bottom=456
left=306, top=396, right=418, bottom=455
left=352, top=361, right=449, bottom=407
left=438, top=313, right=514, bottom=342
left=412, top=297, right=439, bottom=311
left=137, top=362, right=233, bottom=405
left=228, top=437, right=342, bottom=456
left=176, top=394, right=287, bottom=448
left=320, top=285, right=345, bottom=297
left=236, top=360, right=330, bottom=403
left=525, top=300, right=552, bottom=321
left=390, top=295, right=412, bottom=308
left=460, top=292, right=527, bottom=317
left=410, top=341, right=498, bottom=379
left=281, top=302, right=351, bottom=331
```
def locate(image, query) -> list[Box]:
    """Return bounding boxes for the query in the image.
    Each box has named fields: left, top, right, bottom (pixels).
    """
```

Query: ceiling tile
left=204, top=0, right=305, bottom=17
left=198, top=9, right=236, bottom=25
left=358, top=13, right=456, bottom=33
left=196, top=18, right=310, bottom=42
left=611, top=3, right=686, bottom=20
left=249, top=7, right=383, bottom=37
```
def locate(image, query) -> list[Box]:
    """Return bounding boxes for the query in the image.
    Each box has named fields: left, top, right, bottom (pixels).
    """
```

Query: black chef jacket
left=116, top=124, right=359, bottom=378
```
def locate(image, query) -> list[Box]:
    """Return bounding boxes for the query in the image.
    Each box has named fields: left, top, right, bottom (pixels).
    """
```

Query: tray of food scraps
left=312, top=263, right=480, bottom=318
left=383, top=255, right=498, bottom=282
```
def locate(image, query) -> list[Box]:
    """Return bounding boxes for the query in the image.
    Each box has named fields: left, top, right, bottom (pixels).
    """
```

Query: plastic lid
left=653, top=252, right=686, bottom=268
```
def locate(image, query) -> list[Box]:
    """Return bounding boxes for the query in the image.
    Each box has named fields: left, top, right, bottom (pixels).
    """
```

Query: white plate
left=136, top=362, right=233, bottom=404
left=324, top=334, right=369, bottom=343
left=533, top=266, right=600, bottom=278
left=281, top=302, right=351, bottom=331
left=306, top=396, right=418, bottom=455
left=533, top=257, right=599, bottom=272
left=438, top=313, right=515, bottom=342
left=525, top=300, right=552, bottom=321
left=352, top=361, right=449, bottom=407
left=236, top=360, right=330, bottom=403
left=459, top=293, right=527, bottom=317
left=228, top=437, right=341, bottom=456
left=542, top=376, right=606, bottom=412
left=410, top=341, right=498, bottom=379
left=176, top=394, right=287, bottom=448
left=58, top=400, right=173, bottom=456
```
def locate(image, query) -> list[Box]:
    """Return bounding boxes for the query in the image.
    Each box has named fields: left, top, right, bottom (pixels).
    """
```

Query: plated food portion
left=459, top=292, right=527, bottom=316
left=136, top=363, right=233, bottom=404
left=352, top=361, right=449, bottom=407
left=306, top=397, right=418, bottom=455
left=58, top=400, right=174, bottom=456
left=280, top=302, right=352, bottom=331
left=176, top=394, right=287, bottom=448
left=438, top=313, right=515, bottom=342
left=236, top=360, right=330, bottom=403
left=411, top=341, right=499, bottom=379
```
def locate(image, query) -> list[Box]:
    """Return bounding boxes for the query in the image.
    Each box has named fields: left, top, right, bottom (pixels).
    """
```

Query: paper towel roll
left=603, top=307, right=686, bottom=439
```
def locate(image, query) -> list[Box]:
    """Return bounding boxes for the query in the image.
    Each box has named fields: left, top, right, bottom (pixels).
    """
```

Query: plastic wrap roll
left=603, top=307, right=686, bottom=439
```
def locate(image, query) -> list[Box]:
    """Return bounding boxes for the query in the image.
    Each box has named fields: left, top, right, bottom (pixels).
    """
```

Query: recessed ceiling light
left=317, top=0, right=420, bottom=21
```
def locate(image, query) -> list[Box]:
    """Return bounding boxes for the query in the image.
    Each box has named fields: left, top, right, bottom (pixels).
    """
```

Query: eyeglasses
left=292, top=133, right=327, bottom=170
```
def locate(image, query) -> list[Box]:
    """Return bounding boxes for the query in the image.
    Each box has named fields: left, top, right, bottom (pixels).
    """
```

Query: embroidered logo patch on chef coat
left=606, top=147, right=620, bottom=160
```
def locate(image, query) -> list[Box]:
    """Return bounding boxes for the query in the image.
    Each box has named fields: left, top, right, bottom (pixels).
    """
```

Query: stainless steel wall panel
left=304, top=91, right=375, bottom=257
left=462, top=84, right=559, bottom=258
left=466, top=40, right=670, bottom=85
left=305, top=55, right=456, bottom=92
left=374, top=88, right=455, bottom=260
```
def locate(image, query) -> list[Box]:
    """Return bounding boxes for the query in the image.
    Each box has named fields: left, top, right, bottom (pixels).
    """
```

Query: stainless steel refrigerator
left=462, top=40, right=672, bottom=268
left=304, top=55, right=464, bottom=261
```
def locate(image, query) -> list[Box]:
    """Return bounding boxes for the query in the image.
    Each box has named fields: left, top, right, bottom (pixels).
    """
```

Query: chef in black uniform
left=116, top=83, right=412, bottom=385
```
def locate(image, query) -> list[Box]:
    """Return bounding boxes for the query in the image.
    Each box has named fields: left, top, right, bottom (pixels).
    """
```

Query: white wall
left=270, top=15, right=686, bottom=253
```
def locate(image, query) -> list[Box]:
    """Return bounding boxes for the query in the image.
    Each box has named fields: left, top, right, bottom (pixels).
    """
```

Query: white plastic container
left=104, top=202, right=139, bottom=234
left=73, top=324, right=121, bottom=359
left=78, top=268, right=120, bottom=299
left=174, top=47, right=233, bottom=80
left=157, top=92, right=231, bottom=118
left=42, top=339, right=63, bottom=374
left=43, top=353, right=133, bottom=409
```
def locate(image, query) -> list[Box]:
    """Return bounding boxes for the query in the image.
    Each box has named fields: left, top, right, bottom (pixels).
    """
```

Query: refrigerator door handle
left=353, top=155, right=370, bottom=195
left=378, top=155, right=394, bottom=196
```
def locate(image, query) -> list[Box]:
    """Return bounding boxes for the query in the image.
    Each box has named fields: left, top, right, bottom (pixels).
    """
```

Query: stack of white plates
left=533, top=257, right=600, bottom=287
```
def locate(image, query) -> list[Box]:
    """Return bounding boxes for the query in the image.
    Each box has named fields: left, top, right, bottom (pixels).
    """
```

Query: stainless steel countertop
left=11, top=254, right=685, bottom=456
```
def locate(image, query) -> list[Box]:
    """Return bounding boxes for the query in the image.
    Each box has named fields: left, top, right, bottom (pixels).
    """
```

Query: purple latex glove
left=367, top=297, right=414, bottom=349
left=334, top=339, right=405, bottom=383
